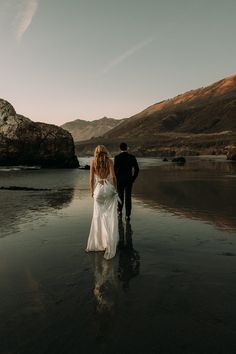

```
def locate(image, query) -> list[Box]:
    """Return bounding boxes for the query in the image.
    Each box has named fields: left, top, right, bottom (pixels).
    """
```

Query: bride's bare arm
left=90, top=160, right=95, bottom=196
left=109, top=159, right=117, bottom=189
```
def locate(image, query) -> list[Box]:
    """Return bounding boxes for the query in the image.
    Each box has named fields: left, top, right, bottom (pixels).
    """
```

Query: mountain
left=61, top=117, right=124, bottom=142
left=75, top=75, right=236, bottom=156
left=0, top=99, right=79, bottom=168
left=104, top=74, right=236, bottom=138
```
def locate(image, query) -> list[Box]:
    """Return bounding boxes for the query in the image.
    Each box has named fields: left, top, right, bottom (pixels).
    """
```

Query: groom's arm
left=114, top=155, right=118, bottom=177
left=132, top=157, right=139, bottom=182
left=109, top=159, right=117, bottom=189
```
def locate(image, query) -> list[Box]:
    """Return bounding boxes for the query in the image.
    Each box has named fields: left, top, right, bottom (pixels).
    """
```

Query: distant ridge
left=75, top=74, right=236, bottom=156
left=61, top=117, right=124, bottom=142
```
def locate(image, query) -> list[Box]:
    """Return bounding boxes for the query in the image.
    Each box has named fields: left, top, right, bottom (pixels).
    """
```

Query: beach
left=1, top=156, right=236, bottom=353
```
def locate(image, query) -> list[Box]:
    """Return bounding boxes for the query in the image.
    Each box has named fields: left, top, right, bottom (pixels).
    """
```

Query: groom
left=114, top=142, right=139, bottom=221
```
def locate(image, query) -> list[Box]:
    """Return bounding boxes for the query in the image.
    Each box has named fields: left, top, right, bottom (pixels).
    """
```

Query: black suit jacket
left=114, top=152, right=139, bottom=183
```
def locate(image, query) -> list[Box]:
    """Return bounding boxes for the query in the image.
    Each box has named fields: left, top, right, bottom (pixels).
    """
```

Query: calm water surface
left=0, top=156, right=236, bottom=354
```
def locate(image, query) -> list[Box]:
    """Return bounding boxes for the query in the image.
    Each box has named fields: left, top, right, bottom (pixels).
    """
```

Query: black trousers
left=117, top=180, right=133, bottom=217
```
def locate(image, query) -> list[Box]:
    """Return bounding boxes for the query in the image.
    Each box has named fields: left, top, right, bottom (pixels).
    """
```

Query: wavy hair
left=94, top=145, right=110, bottom=178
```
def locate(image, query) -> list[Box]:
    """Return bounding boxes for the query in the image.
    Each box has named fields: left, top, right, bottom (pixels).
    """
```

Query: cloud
left=15, top=0, right=39, bottom=42
left=102, top=37, right=154, bottom=75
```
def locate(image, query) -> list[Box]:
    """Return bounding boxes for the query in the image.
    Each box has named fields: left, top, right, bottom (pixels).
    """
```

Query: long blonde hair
left=94, top=145, right=110, bottom=177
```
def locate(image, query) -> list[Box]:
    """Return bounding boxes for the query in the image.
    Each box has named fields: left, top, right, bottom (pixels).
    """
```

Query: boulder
left=226, top=145, right=236, bottom=161
left=172, top=156, right=186, bottom=164
left=0, top=99, right=79, bottom=168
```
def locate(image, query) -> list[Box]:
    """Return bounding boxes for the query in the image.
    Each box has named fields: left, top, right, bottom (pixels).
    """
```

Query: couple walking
left=86, top=143, right=139, bottom=260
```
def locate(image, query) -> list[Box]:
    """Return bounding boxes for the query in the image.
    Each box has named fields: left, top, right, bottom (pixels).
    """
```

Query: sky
left=0, top=0, right=235, bottom=125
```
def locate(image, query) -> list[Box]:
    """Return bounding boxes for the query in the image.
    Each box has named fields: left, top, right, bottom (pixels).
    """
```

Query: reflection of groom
left=118, top=219, right=140, bottom=291
left=114, top=143, right=139, bottom=221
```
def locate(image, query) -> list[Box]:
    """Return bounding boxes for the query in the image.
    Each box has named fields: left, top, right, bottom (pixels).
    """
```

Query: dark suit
left=114, top=152, right=139, bottom=217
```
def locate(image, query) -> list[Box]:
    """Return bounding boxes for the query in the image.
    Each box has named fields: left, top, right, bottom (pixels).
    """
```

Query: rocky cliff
left=0, top=99, right=79, bottom=168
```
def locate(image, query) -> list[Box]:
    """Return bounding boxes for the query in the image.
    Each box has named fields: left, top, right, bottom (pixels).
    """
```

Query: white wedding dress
left=86, top=174, right=119, bottom=260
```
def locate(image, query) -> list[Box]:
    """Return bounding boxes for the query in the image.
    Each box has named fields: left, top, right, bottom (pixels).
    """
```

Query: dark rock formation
left=172, top=157, right=186, bottom=164
left=226, top=146, right=236, bottom=161
left=0, top=99, right=79, bottom=168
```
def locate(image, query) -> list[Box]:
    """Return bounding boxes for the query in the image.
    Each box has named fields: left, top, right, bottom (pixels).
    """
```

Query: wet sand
left=1, top=157, right=236, bottom=353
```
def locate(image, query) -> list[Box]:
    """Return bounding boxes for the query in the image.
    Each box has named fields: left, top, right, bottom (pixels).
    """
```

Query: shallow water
left=0, top=156, right=236, bottom=353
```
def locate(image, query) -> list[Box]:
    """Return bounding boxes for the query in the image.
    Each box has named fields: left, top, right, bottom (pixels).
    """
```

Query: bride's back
left=87, top=144, right=119, bottom=260
left=93, top=145, right=110, bottom=179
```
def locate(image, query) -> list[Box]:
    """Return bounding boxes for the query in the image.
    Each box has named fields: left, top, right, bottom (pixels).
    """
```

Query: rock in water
left=226, top=145, right=236, bottom=161
left=0, top=99, right=79, bottom=168
left=172, top=156, right=186, bottom=164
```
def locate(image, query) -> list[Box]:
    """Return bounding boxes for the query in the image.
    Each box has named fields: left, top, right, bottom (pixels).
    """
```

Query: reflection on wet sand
left=0, top=264, right=46, bottom=352
left=91, top=253, right=118, bottom=314
left=134, top=160, right=236, bottom=231
left=1, top=158, right=236, bottom=353
left=90, top=221, right=140, bottom=314
left=118, top=219, right=140, bottom=291
left=0, top=188, right=74, bottom=237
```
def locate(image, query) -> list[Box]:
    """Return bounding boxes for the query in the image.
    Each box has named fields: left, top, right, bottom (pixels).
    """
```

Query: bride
left=86, top=145, right=119, bottom=260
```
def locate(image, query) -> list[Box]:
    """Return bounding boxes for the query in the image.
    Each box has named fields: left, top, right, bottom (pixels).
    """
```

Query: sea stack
left=0, top=99, right=79, bottom=168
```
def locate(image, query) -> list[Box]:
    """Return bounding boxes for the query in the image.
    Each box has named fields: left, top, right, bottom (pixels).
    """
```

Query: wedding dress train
left=86, top=176, right=119, bottom=260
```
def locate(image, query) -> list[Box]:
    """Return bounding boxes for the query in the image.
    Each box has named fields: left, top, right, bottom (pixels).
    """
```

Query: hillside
left=75, top=75, right=236, bottom=156
left=61, top=117, right=124, bottom=142
left=103, top=74, right=236, bottom=139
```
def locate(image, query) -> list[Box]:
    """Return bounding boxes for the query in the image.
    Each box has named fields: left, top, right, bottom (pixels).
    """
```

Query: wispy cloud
left=102, top=37, right=154, bottom=75
left=14, top=0, right=39, bottom=42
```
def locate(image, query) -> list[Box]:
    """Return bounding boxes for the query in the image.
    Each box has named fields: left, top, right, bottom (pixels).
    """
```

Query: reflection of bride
left=89, top=220, right=140, bottom=315
left=91, top=253, right=118, bottom=314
